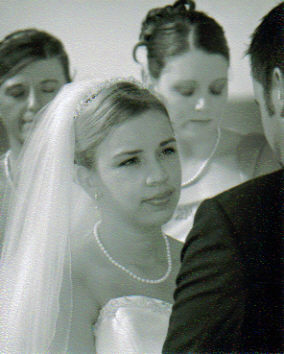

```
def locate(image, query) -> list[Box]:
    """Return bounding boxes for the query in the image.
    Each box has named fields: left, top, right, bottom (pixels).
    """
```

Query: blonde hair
left=74, top=79, right=169, bottom=168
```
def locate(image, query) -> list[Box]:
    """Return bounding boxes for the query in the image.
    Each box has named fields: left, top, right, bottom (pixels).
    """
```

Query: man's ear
left=75, top=165, right=97, bottom=198
left=271, top=67, right=284, bottom=117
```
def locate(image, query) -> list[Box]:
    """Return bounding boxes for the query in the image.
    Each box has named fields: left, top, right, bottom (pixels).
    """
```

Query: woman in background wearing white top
left=133, top=0, right=281, bottom=240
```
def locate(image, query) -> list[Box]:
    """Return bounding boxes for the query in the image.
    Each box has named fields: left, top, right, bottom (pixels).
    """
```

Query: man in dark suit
left=163, top=3, right=283, bottom=352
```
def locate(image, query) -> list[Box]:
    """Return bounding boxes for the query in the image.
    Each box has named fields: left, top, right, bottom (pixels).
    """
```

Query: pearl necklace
left=93, top=222, right=172, bottom=284
left=181, top=127, right=221, bottom=188
left=4, top=150, right=13, bottom=187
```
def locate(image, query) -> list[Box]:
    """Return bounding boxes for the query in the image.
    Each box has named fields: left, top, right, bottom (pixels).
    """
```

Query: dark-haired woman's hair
left=0, top=28, right=71, bottom=85
left=133, top=0, right=230, bottom=79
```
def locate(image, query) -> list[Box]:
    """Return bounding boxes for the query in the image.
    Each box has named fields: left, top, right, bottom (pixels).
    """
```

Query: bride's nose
left=146, top=160, right=168, bottom=186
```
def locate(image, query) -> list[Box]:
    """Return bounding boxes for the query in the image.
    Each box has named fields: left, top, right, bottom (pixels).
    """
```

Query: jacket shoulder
left=216, top=169, right=282, bottom=213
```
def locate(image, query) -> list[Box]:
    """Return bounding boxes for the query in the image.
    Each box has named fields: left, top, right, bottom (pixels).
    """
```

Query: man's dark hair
left=247, top=3, right=284, bottom=115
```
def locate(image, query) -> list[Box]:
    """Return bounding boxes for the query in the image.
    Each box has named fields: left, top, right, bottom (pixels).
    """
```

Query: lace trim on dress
left=94, top=295, right=172, bottom=330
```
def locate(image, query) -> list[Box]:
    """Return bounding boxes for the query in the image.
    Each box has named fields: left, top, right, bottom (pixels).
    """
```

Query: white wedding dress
left=93, top=295, right=172, bottom=353
left=0, top=81, right=173, bottom=353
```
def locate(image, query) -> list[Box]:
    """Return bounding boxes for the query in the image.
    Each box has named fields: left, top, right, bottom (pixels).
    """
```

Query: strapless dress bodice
left=93, top=295, right=172, bottom=353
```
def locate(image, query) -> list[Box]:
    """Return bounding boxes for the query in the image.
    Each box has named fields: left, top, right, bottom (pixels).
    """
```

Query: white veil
left=0, top=80, right=99, bottom=353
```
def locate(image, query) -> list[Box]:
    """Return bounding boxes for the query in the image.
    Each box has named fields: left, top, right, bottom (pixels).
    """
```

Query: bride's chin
left=143, top=210, right=177, bottom=228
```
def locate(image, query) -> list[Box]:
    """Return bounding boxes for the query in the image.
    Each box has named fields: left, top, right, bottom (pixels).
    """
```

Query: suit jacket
left=163, top=169, right=283, bottom=352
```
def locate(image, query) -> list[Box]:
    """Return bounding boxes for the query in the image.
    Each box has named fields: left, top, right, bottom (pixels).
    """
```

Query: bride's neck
left=97, top=219, right=162, bottom=262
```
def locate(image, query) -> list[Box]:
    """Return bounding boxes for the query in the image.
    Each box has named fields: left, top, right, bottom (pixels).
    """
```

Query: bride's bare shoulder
left=71, top=230, right=106, bottom=277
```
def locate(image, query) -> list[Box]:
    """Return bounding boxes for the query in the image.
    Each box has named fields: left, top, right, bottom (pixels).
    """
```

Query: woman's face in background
left=0, top=58, right=67, bottom=150
left=91, top=109, right=181, bottom=229
left=153, top=49, right=229, bottom=139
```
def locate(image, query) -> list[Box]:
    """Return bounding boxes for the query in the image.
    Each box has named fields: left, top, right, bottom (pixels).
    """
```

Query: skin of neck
left=177, top=125, right=221, bottom=162
left=97, top=214, right=164, bottom=264
left=7, top=139, right=22, bottom=173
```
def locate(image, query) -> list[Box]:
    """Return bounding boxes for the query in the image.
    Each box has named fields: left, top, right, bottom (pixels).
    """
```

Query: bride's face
left=91, top=109, right=181, bottom=228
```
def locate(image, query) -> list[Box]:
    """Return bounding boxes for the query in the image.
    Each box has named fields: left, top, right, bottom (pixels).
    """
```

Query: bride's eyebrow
left=160, top=138, right=176, bottom=147
left=113, top=139, right=176, bottom=158
left=114, top=150, right=143, bottom=158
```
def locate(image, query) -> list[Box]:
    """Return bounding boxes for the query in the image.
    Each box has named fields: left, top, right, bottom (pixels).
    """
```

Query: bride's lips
left=143, top=190, right=174, bottom=206
left=188, top=119, right=212, bottom=123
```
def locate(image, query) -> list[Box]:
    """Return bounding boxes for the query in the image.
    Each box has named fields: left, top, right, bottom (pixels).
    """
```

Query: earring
left=93, top=191, right=101, bottom=211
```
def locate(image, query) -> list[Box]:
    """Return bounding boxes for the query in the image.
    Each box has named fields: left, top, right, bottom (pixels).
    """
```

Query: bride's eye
left=161, top=146, right=176, bottom=157
left=118, top=157, right=140, bottom=167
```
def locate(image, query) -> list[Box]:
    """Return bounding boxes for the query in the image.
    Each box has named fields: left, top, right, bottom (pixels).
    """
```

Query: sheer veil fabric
left=0, top=81, right=99, bottom=353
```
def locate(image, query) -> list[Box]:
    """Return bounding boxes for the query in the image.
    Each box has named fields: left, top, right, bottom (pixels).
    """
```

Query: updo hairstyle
left=75, top=80, right=169, bottom=169
left=0, top=28, right=71, bottom=85
left=133, top=0, right=230, bottom=79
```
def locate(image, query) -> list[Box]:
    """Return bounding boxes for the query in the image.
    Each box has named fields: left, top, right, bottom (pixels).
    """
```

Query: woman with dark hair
left=0, top=29, right=97, bottom=249
left=0, top=78, right=183, bottom=352
left=0, top=28, right=71, bottom=159
left=0, top=29, right=72, bottom=243
left=133, top=0, right=281, bottom=240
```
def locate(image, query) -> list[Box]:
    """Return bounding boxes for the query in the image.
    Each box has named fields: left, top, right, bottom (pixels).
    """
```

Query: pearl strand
left=181, top=127, right=221, bottom=188
left=93, top=222, right=172, bottom=284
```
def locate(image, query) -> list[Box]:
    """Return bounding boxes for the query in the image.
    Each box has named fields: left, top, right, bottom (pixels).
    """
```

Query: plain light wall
left=0, top=0, right=280, bottom=98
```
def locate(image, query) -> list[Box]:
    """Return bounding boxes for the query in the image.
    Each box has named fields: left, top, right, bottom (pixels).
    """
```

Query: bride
left=0, top=79, right=183, bottom=352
